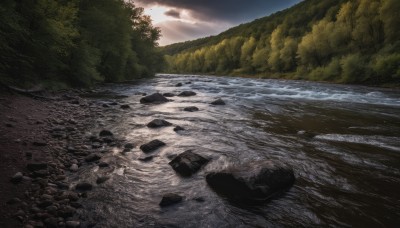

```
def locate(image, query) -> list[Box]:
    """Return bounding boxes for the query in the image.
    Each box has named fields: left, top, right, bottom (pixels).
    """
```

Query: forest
left=0, top=0, right=164, bottom=88
left=162, top=0, right=400, bottom=85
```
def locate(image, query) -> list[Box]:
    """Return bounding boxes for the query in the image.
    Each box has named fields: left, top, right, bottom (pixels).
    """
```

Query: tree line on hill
left=0, top=0, right=164, bottom=88
left=162, top=0, right=400, bottom=85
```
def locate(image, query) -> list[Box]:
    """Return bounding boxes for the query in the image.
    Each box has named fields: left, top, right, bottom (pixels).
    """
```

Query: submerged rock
left=27, top=162, right=48, bottom=171
left=173, top=126, right=185, bottom=132
left=175, top=83, right=183, bottom=87
left=210, top=98, right=226, bottom=105
left=140, top=139, right=166, bottom=153
left=85, top=153, right=102, bottom=162
left=206, top=160, right=295, bottom=203
left=178, top=91, right=196, bottom=97
left=75, top=182, right=93, bottom=191
left=183, top=106, right=199, bottom=112
left=120, top=104, right=130, bottom=109
left=96, top=176, right=110, bottom=184
left=147, top=119, right=172, bottom=128
left=99, top=130, right=113, bottom=137
left=159, top=193, right=183, bottom=207
left=140, top=93, right=169, bottom=104
left=163, top=93, right=175, bottom=97
left=169, top=150, right=209, bottom=177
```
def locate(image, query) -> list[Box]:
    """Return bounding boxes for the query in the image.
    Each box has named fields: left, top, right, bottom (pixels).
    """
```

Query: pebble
left=11, top=172, right=23, bottom=183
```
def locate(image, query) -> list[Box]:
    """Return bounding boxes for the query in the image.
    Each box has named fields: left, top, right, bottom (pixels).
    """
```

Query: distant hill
left=161, top=0, right=400, bottom=86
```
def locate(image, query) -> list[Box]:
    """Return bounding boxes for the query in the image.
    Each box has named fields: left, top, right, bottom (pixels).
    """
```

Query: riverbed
left=76, top=74, right=400, bottom=227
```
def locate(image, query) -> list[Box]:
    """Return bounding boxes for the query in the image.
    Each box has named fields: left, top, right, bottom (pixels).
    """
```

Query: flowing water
left=76, top=74, right=400, bottom=227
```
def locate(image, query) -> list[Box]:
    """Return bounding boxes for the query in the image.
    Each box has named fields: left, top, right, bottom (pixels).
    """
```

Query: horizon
left=135, top=0, right=302, bottom=46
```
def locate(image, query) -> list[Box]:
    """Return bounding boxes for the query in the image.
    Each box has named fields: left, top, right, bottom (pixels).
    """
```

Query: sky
left=134, top=0, right=302, bottom=46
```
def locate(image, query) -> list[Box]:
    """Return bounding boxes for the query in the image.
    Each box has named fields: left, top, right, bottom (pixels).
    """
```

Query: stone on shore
left=140, top=140, right=166, bottom=153
left=140, top=93, right=169, bottom=104
left=169, top=150, right=209, bottom=177
left=11, top=172, right=23, bottom=183
left=147, top=119, right=172, bottom=128
left=206, top=160, right=295, bottom=203
left=99, top=130, right=113, bottom=137
left=163, top=93, right=175, bottom=97
left=173, top=126, right=185, bottom=132
left=159, top=193, right=183, bottom=207
left=75, top=182, right=93, bottom=191
left=85, top=153, right=101, bottom=162
left=27, top=162, right=48, bottom=171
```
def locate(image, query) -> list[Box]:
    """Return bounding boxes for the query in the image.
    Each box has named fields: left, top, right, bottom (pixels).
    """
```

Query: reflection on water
left=77, top=74, right=400, bottom=227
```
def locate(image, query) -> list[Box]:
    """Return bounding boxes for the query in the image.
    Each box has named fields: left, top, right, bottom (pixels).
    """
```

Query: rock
left=7, top=197, right=21, bottom=205
left=5, top=123, right=13, bottom=127
left=140, top=139, right=166, bottom=153
left=96, top=176, right=110, bottom=184
left=32, top=141, right=47, bottom=146
left=183, top=106, right=199, bottom=112
left=147, top=119, right=172, bottom=128
left=58, top=206, right=76, bottom=218
left=168, top=150, right=209, bottom=177
left=11, top=172, right=23, bottom=183
left=124, top=143, right=134, bottom=149
left=38, top=200, right=53, bottom=208
left=98, top=162, right=109, bottom=168
left=102, top=104, right=109, bottom=108
left=85, top=153, right=101, bottom=162
left=99, top=130, right=113, bottom=137
left=297, top=130, right=316, bottom=139
left=70, top=164, right=78, bottom=172
left=210, top=98, right=226, bottom=105
left=159, top=193, right=183, bottom=207
left=173, top=126, right=185, bottom=132
left=66, top=221, right=80, bottom=228
left=193, top=197, right=205, bottom=202
left=140, top=93, right=169, bottom=104
left=33, top=170, right=49, bottom=177
left=27, top=162, right=48, bottom=171
left=206, top=160, right=295, bottom=203
left=175, top=83, right=183, bottom=87
left=75, top=182, right=93, bottom=191
left=91, top=142, right=102, bottom=149
left=163, top=93, right=175, bottom=97
left=44, top=217, right=58, bottom=228
left=138, top=155, right=154, bottom=162
left=178, top=91, right=196, bottom=97
left=120, top=104, right=130, bottom=109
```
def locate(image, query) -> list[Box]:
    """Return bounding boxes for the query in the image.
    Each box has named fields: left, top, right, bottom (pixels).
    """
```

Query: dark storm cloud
left=135, top=0, right=301, bottom=22
left=164, top=9, right=181, bottom=19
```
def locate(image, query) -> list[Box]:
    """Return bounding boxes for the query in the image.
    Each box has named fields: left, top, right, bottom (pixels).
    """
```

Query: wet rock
left=5, top=123, right=14, bottom=127
left=7, top=197, right=22, bottom=205
left=102, top=136, right=114, bottom=144
left=193, top=197, right=205, bottom=202
left=33, top=141, right=47, bottom=146
left=102, top=104, right=109, bottom=108
left=75, top=182, right=93, bottom=191
left=124, top=143, right=134, bottom=149
left=99, top=130, right=113, bottom=137
left=38, top=200, right=53, bottom=208
left=175, top=83, right=183, bottom=87
left=210, top=98, right=226, bottom=105
left=297, top=130, right=316, bottom=139
left=147, top=119, right=172, bottom=128
left=183, top=106, right=199, bottom=112
left=173, top=126, right=185, bottom=132
left=58, top=206, right=76, bottom=218
left=44, top=217, right=58, bottom=228
left=169, top=150, right=209, bottom=177
left=120, top=104, right=130, bottom=109
left=98, top=162, right=109, bottom=168
left=163, top=93, right=175, bottom=97
left=33, top=170, right=49, bottom=177
left=11, top=172, right=23, bottom=183
left=66, top=221, right=81, bottom=228
left=178, top=91, right=196, bottom=97
left=140, top=139, right=166, bottom=153
left=91, top=142, right=102, bottom=149
left=96, top=176, right=110, bottom=184
left=85, top=153, right=101, bottom=162
left=185, top=81, right=192, bottom=84
left=159, top=193, right=183, bottom=207
left=110, top=102, right=118, bottom=106
left=70, top=164, right=78, bottom=172
left=206, top=160, right=295, bottom=203
left=138, top=155, right=154, bottom=162
left=27, top=162, right=48, bottom=171
left=140, top=93, right=169, bottom=104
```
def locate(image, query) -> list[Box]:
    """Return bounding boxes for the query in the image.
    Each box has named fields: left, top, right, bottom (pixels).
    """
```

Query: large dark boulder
left=140, top=139, right=166, bottom=153
left=206, top=160, right=295, bottom=203
left=147, top=119, right=172, bottom=128
left=169, top=150, right=209, bottom=177
left=178, top=91, right=196, bottom=97
left=159, top=193, right=183, bottom=207
left=140, top=93, right=169, bottom=104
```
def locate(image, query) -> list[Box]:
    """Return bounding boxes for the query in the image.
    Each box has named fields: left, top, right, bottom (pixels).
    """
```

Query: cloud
left=164, top=9, right=181, bottom=19
left=135, top=0, right=300, bottom=23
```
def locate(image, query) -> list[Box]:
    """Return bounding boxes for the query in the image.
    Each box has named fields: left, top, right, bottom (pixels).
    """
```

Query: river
left=75, top=74, right=400, bottom=227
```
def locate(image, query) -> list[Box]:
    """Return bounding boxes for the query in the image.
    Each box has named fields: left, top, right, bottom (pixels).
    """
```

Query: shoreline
left=0, top=89, right=104, bottom=227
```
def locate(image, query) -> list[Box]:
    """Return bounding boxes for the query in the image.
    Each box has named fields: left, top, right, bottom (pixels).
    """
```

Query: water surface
left=77, top=74, right=400, bottom=227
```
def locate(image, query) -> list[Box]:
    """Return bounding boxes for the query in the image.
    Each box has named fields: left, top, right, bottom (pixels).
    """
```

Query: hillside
left=161, top=0, right=400, bottom=85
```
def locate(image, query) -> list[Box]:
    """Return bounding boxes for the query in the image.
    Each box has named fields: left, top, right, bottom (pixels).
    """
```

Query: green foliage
left=0, top=0, right=163, bottom=88
left=162, top=0, right=400, bottom=85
